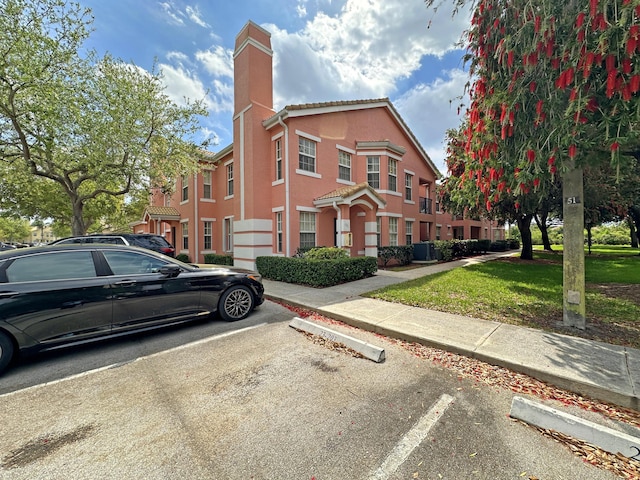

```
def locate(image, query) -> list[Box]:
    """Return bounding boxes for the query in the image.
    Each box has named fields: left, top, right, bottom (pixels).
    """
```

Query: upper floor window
left=338, top=150, right=351, bottom=182
left=181, top=175, right=188, bottom=202
left=275, top=139, right=283, bottom=180
left=367, top=156, right=380, bottom=189
left=202, top=170, right=212, bottom=199
left=405, top=173, right=413, bottom=201
left=388, top=159, right=397, bottom=192
left=226, top=164, right=234, bottom=196
left=299, top=137, right=316, bottom=172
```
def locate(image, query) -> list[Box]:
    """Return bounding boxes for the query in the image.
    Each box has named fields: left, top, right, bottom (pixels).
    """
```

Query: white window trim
left=295, top=130, right=322, bottom=143
left=296, top=169, right=322, bottom=179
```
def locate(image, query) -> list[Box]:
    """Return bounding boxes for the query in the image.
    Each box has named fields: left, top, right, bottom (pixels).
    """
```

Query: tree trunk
left=586, top=225, right=592, bottom=255
left=629, top=208, right=639, bottom=248
left=71, top=199, right=87, bottom=236
left=517, top=214, right=534, bottom=260
left=534, top=213, right=553, bottom=251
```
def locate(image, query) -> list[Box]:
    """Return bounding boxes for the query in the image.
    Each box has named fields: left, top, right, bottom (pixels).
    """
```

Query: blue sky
left=77, top=0, right=473, bottom=174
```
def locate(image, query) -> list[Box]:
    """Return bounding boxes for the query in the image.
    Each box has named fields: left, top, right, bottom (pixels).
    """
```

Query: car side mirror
left=159, top=265, right=181, bottom=278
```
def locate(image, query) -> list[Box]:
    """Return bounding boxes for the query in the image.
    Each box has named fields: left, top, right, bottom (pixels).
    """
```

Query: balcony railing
left=419, top=197, right=433, bottom=214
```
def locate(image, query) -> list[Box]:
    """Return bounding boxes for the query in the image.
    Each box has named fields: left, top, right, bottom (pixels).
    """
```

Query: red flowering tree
left=430, top=0, right=640, bottom=326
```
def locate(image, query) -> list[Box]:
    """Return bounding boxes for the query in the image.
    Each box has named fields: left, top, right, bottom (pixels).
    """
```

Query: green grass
left=366, top=249, right=640, bottom=348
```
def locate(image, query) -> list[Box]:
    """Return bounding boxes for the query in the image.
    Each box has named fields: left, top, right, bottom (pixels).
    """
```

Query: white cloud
left=267, top=0, right=471, bottom=108
left=394, top=69, right=469, bottom=175
left=159, top=2, right=184, bottom=26
left=158, top=62, right=214, bottom=110
left=195, top=46, right=234, bottom=79
left=185, top=5, right=210, bottom=28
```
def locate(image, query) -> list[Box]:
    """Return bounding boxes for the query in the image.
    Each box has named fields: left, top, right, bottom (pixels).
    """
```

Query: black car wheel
left=219, top=285, right=255, bottom=321
left=0, top=332, right=14, bottom=374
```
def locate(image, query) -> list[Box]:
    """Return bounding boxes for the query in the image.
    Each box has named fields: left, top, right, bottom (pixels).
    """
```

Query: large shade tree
left=0, top=0, right=208, bottom=234
left=428, top=0, right=640, bottom=327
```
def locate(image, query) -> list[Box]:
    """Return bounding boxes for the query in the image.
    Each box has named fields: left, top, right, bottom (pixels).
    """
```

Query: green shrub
left=304, top=246, right=349, bottom=260
left=377, top=245, right=413, bottom=267
left=434, top=240, right=454, bottom=261
left=203, top=253, right=234, bottom=266
left=256, top=255, right=377, bottom=287
left=175, top=253, right=192, bottom=263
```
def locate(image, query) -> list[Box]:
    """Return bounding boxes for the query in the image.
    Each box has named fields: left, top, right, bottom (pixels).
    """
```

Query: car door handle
left=114, top=280, right=137, bottom=287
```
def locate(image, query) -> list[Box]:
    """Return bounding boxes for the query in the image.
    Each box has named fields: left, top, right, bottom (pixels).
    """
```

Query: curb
left=510, top=396, right=640, bottom=460
left=289, top=317, right=386, bottom=363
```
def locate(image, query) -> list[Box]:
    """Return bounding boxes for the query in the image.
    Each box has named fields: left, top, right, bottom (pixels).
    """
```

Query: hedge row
left=377, top=245, right=413, bottom=267
left=256, top=255, right=377, bottom=287
left=203, top=253, right=234, bottom=265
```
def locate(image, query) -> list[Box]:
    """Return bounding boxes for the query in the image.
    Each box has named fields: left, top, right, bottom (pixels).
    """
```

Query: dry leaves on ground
left=280, top=302, right=640, bottom=479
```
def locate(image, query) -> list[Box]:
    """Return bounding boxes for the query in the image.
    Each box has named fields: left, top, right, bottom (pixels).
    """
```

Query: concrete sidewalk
left=263, top=253, right=640, bottom=410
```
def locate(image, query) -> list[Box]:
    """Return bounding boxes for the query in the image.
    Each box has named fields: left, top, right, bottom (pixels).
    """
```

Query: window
left=182, top=222, right=189, bottom=250
left=6, top=251, right=96, bottom=282
left=181, top=175, right=188, bottom=202
left=367, top=156, right=380, bottom=189
left=436, top=225, right=441, bottom=240
left=299, top=212, right=316, bottom=249
left=299, top=137, right=316, bottom=172
left=389, top=218, right=398, bottom=246
left=436, top=196, right=442, bottom=213
left=103, top=251, right=169, bottom=275
left=203, top=221, right=212, bottom=250
left=405, top=220, right=413, bottom=245
left=376, top=217, right=381, bottom=248
left=224, top=218, right=233, bottom=252
left=338, top=150, right=351, bottom=181
left=202, top=170, right=212, bottom=199
left=405, top=173, right=413, bottom=201
left=275, top=212, right=283, bottom=253
left=388, top=159, right=397, bottom=192
left=275, top=139, right=282, bottom=180
left=226, top=164, right=234, bottom=196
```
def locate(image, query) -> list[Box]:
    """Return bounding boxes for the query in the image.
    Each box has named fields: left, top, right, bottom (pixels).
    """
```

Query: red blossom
left=569, top=145, right=577, bottom=158
left=526, top=149, right=535, bottom=163
left=610, top=142, right=620, bottom=151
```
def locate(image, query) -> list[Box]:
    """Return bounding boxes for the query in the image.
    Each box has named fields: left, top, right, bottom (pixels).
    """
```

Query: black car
left=50, top=233, right=176, bottom=257
left=0, top=244, right=264, bottom=374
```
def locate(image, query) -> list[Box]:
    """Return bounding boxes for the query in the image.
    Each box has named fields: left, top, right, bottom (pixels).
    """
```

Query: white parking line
left=0, top=323, right=268, bottom=399
left=370, top=393, right=455, bottom=480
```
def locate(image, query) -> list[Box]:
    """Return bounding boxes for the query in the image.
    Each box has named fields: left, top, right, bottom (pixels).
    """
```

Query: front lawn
left=365, top=249, right=640, bottom=348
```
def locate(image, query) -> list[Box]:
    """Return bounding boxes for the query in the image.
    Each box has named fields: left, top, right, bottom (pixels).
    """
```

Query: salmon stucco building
left=135, top=21, right=445, bottom=269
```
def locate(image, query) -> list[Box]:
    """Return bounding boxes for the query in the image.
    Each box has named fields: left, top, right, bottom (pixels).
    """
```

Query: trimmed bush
left=377, top=245, right=413, bottom=267
left=175, top=253, right=192, bottom=263
left=203, top=253, right=234, bottom=266
left=304, top=246, right=349, bottom=260
left=256, top=255, right=377, bottom=287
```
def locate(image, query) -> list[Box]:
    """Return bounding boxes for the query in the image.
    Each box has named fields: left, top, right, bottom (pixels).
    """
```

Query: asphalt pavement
left=263, top=252, right=640, bottom=411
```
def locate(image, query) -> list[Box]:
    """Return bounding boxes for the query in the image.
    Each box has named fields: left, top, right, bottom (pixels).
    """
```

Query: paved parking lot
left=0, top=317, right=616, bottom=479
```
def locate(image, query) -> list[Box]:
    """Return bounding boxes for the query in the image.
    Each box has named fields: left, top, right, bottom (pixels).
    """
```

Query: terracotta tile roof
left=285, top=97, right=390, bottom=111
left=315, top=182, right=386, bottom=206
left=145, top=206, right=181, bottom=217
